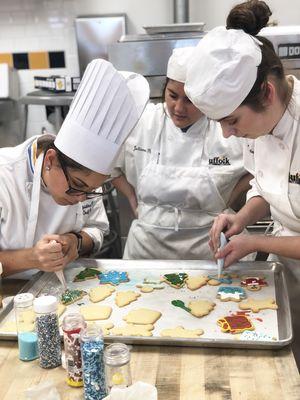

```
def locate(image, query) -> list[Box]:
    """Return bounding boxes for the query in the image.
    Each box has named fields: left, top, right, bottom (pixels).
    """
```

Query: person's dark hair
left=162, top=77, right=170, bottom=103
left=226, top=0, right=290, bottom=112
left=37, top=134, right=92, bottom=173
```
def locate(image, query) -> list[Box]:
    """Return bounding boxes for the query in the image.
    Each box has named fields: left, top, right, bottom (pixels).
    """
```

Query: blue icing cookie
left=208, top=274, right=233, bottom=284
left=217, top=286, right=246, bottom=301
left=98, top=270, right=129, bottom=286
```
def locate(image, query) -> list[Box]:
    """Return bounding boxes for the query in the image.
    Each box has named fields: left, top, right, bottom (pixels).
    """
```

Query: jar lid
left=33, top=295, right=58, bottom=313
left=14, top=293, right=34, bottom=307
left=62, top=313, right=86, bottom=331
left=104, top=343, right=130, bottom=366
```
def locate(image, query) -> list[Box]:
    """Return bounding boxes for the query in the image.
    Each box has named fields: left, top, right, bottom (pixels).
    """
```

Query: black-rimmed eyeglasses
left=57, top=154, right=110, bottom=199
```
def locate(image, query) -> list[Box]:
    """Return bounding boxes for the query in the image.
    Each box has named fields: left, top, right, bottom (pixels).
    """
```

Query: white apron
left=123, top=118, right=229, bottom=260
left=255, top=134, right=300, bottom=368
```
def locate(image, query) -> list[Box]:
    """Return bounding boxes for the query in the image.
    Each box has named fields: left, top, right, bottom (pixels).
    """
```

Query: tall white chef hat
left=167, top=47, right=195, bottom=83
left=185, top=26, right=262, bottom=120
left=54, top=59, right=149, bottom=174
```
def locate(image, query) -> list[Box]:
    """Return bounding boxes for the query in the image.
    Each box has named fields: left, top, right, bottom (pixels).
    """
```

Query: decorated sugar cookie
left=207, top=273, right=233, bottom=286
left=171, top=299, right=215, bottom=318
left=240, top=276, right=268, bottom=291
left=217, top=315, right=255, bottom=334
left=60, top=289, right=87, bottom=305
left=186, top=275, right=209, bottom=291
left=217, top=286, right=246, bottom=302
left=73, top=267, right=100, bottom=282
left=163, top=273, right=188, bottom=288
left=98, top=270, right=129, bottom=286
left=115, top=291, right=141, bottom=307
left=160, top=326, right=204, bottom=339
left=239, top=298, right=278, bottom=313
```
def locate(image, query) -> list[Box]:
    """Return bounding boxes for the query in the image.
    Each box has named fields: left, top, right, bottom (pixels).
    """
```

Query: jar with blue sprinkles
left=80, top=325, right=106, bottom=400
left=34, top=295, right=62, bottom=369
left=14, top=293, right=38, bottom=361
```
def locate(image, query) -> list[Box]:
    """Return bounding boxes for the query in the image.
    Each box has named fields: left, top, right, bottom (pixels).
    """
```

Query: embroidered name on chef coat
left=133, top=145, right=151, bottom=154
left=82, top=201, right=94, bottom=216
left=209, top=156, right=231, bottom=166
left=289, top=172, right=300, bottom=185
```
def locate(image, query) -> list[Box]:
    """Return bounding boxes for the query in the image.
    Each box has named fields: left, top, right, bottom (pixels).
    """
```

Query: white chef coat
left=0, top=136, right=109, bottom=277
left=114, top=103, right=248, bottom=260
left=244, top=76, right=300, bottom=367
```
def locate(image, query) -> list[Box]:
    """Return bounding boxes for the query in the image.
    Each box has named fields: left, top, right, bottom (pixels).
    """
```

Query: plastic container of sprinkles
left=34, top=295, right=62, bottom=369
left=80, top=325, right=106, bottom=400
left=62, top=313, right=86, bottom=387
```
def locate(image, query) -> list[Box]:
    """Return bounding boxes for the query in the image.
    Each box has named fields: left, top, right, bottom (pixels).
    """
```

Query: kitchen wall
left=0, top=0, right=299, bottom=142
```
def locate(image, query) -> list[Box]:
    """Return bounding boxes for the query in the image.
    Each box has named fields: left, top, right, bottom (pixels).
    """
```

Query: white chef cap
left=167, top=47, right=195, bottom=83
left=55, top=59, right=149, bottom=174
left=185, top=26, right=262, bottom=120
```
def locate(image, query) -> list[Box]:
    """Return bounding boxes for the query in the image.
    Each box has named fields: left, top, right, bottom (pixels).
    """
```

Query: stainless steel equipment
left=0, top=259, right=292, bottom=349
left=75, top=15, right=126, bottom=76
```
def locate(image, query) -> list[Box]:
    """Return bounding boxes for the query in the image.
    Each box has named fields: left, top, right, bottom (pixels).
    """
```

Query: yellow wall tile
left=28, top=52, right=49, bottom=70
left=0, top=53, right=13, bottom=67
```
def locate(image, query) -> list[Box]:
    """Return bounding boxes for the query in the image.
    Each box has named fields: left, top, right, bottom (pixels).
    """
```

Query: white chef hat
left=185, top=26, right=262, bottom=120
left=54, top=59, right=149, bottom=174
left=167, top=47, right=195, bottom=83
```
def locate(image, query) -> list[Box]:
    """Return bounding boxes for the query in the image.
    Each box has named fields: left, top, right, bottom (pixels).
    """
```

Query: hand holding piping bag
left=50, top=240, right=67, bottom=290
left=217, top=232, right=228, bottom=279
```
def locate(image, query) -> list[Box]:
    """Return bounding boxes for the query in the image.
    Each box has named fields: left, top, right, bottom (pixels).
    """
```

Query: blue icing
left=99, top=270, right=128, bottom=285
left=217, top=286, right=246, bottom=295
left=208, top=274, right=232, bottom=284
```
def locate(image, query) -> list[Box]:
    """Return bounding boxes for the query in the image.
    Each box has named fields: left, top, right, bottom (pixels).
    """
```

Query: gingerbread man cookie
left=240, top=276, right=268, bottom=291
left=239, top=298, right=278, bottom=313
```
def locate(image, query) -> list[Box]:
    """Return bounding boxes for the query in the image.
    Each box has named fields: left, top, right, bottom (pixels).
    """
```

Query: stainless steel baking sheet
left=0, top=260, right=292, bottom=349
left=143, top=22, right=205, bottom=34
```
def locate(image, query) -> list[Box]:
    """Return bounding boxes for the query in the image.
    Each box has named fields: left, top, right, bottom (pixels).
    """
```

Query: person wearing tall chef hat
left=112, top=47, right=252, bottom=260
left=185, top=0, right=300, bottom=368
left=0, top=59, right=149, bottom=278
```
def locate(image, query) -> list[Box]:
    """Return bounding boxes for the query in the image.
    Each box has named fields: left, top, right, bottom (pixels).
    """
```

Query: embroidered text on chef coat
left=209, top=156, right=231, bottom=165
left=289, top=172, right=300, bottom=185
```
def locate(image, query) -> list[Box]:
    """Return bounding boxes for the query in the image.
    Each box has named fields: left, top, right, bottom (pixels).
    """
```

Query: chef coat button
left=257, top=170, right=263, bottom=178
left=279, top=143, right=285, bottom=150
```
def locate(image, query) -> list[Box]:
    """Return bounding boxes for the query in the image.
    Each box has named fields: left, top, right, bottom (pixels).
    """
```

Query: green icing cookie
left=73, top=267, right=100, bottom=282
left=60, top=289, right=87, bottom=305
left=163, top=273, right=188, bottom=288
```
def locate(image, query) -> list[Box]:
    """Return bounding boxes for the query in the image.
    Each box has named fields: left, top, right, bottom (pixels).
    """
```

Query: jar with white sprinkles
left=33, top=295, right=62, bottom=369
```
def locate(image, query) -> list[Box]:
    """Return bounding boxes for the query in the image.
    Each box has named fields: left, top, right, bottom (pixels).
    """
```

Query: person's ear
left=44, top=149, right=57, bottom=170
left=264, top=81, right=276, bottom=106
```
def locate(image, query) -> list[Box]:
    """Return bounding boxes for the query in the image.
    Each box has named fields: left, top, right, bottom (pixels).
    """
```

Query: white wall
left=0, top=0, right=299, bottom=140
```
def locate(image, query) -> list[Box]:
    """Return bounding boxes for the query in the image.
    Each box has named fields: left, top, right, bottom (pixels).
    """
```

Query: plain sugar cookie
left=123, top=308, right=161, bottom=325
left=239, top=298, right=278, bottom=313
left=89, top=285, right=115, bottom=303
left=115, top=291, right=140, bottom=307
left=160, top=326, right=204, bottom=338
left=111, top=324, right=154, bottom=337
left=188, top=300, right=216, bottom=317
left=186, top=275, right=209, bottom=290
left=80, top=305, right=112, bottom=320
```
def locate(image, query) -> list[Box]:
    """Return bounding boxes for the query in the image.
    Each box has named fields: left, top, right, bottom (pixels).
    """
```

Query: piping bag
left=217, top=232, right=227, bottom=279
left=50, top=240, right=67, bottom=290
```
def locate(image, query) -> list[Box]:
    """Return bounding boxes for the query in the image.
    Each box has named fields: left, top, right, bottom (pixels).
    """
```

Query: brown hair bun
left=226, top=0, right=272, bottom=36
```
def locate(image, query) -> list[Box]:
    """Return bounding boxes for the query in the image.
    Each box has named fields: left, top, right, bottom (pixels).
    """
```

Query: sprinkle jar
left=62, top=313, right=86, bottom=387
left=34, top=295, right=61, bottom=369
left=104, top=343, right=132, bottom=392
left=80, top=325, right=106, bottom=400
left=14, top=293, right=38, bottom=361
